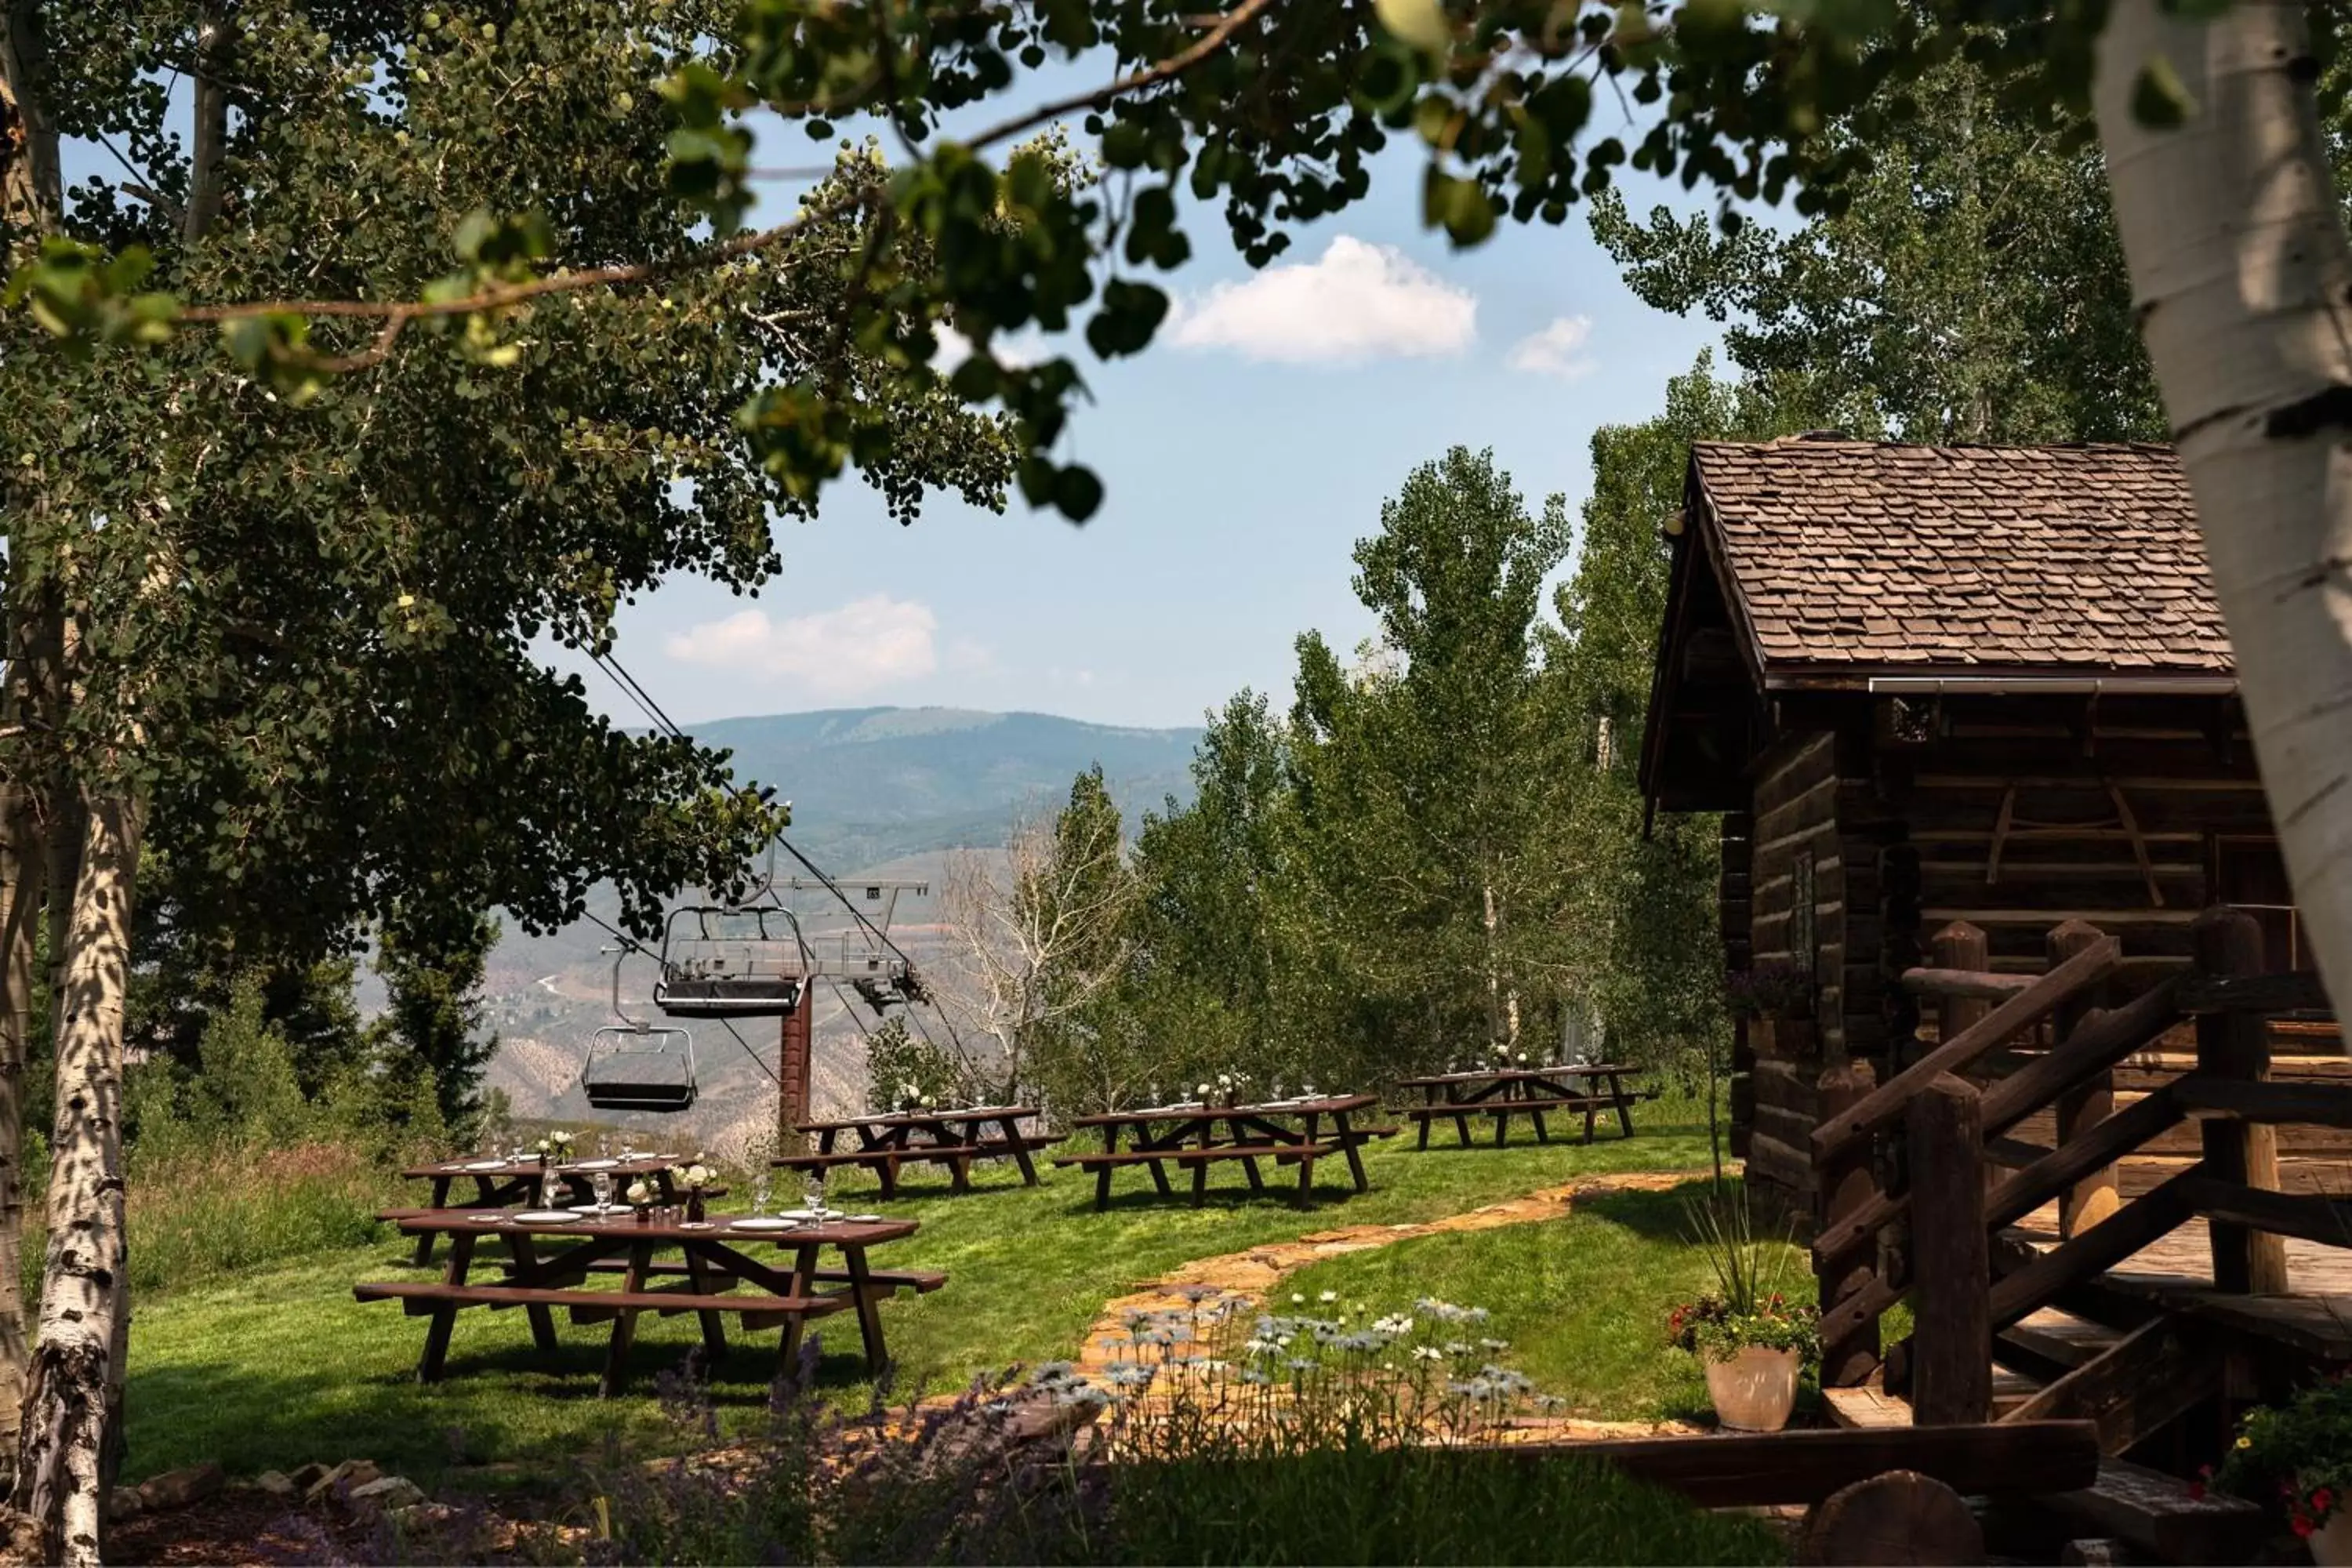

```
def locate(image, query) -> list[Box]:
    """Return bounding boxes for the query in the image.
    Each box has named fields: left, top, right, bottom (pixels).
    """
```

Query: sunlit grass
left=125, top=1113, right=1722, bottom=1485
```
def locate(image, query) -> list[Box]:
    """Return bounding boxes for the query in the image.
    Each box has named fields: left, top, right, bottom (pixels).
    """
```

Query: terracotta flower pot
left=2313, top=1510, right=2352, bottom=1568
left=1704, top=1345, right=1801, bottom=1432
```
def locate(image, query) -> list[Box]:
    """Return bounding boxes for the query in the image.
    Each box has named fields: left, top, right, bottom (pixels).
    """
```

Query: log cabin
left=1638, top=436, right=2337, bottom=1218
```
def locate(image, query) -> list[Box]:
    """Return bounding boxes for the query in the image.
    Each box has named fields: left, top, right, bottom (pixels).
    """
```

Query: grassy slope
left=126, top=1119, right=1719, bottom=1485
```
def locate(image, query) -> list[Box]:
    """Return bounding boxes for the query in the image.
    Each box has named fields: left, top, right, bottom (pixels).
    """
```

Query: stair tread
left=1823, top=1384, right=1913, bottom=1429
left=2002, top=1308, right=2127, bottom=1370
left=2049, top=1459, right=2263, bottom=1565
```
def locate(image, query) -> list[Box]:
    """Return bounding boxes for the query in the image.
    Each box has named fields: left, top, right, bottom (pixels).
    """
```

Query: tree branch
left=162, top=0, right=1283, bottom=362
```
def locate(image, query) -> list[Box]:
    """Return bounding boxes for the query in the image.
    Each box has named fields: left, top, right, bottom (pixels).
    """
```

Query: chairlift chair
left=651, top=904, right=810, bottom=1018
left=583, top=1024, right=698, bottom=1112
left=582, top=948, right=698, bottom=1112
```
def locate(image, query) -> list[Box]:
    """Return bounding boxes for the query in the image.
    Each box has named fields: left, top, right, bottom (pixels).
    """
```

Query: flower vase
left=1703, top=1345, right=1799, bottom=1432
left=634, top=1204, right=652, bottom=1227
left=687, top=1192, right=706, bottom=1225
left=2313, top=1511, right=2352, bottom=1568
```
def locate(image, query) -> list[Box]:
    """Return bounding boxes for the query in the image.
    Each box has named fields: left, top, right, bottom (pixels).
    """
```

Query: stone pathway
left=1075, top=1167, right=1714, bottom=1442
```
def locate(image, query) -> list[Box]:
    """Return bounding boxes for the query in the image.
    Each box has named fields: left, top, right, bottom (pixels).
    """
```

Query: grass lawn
left=125, top=1113, right=1722, bottom=1486
left=1280, top=1178, right=1817, bottom=1425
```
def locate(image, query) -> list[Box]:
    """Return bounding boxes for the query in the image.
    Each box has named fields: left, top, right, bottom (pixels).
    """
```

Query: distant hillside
left=477, top=706, right=1203, bottom=1141
left=684, top=706, right=1205, bottom=866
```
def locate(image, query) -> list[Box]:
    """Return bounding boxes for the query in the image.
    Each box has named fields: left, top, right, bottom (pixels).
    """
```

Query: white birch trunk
left=13, top=791, right=140, bottom=1566
left=2096, top=0, right=2352, bottom=1040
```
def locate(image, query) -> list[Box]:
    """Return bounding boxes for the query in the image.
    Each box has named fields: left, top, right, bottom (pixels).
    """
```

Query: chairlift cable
left=579, top=907, right=785, bottom=1088
left=591, top=648, right=926, bottom=973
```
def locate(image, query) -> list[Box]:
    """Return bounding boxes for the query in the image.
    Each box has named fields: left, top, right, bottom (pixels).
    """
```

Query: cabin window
left=2214, top=836, right=2308, bottom=972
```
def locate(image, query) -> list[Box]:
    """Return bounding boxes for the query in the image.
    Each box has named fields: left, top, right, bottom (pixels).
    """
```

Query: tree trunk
left=13, top=790, right=141, bottom=1567
left=0, top=0, right=60, bottom=243
left=183, top=5, right=231, bottom=244
left=0, top=605, right=59, bottom=1487
left=2095, top=0, right=2352, bottom=1044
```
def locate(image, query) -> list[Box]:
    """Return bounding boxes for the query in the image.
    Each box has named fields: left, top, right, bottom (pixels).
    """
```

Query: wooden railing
left=1808, top=906, right=2347, bottom=1425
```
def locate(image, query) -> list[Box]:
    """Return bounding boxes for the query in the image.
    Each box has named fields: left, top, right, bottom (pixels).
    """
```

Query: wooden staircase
left=1805, top=908, right=2352, bottom=1563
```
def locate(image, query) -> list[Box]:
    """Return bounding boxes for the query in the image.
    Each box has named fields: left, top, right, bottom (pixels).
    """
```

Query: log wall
left=1726, top=694, right=2318, bottom=1221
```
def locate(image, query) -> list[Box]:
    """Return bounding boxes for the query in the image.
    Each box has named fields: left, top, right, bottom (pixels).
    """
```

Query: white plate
left=514, top=1210, right=580, bottom=1224
left=677, top=1221, right=717, bottom=1231
left=843, top=1214, right=885, bottom=1223
left=462, top=1160, right=509, bottom=1171
left=568, top=1204, right=626, bottom=1217
left=570, top=1158, right=620, bottom=1171
left=466, top=1212, right=508, bottom=1222
left=728, top=1216, right=800, bottom=1232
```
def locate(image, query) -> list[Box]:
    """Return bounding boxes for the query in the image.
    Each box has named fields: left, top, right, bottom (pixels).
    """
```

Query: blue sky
left=64, top=70, right=1732, bottom=734
left=598, top=120, right=1730, bottom=731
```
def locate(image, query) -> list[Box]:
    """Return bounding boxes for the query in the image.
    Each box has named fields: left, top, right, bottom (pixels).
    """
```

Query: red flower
left=2292, top=1517, right=2315, bottom=1540
left=2187, top=1482, right=2206, bottom=1501
left=2314, top=1488, right=2336, bottom=1513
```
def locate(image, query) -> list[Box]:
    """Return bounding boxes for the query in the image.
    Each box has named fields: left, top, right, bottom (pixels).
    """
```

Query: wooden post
left=1929, top=921, right=1990, bottom=1063
left=1907, top=1075, right=1991, bottom=1425
left=2049, top=920, right=2118, bottom=1237
left=1930, top=922, right=1991, bottom=1202
left=779, top=997, right=813, bottom=1147
left=2191, top=907, right=2290, bottom=1294
left=1814, top=1060, right=1882, bottom=1388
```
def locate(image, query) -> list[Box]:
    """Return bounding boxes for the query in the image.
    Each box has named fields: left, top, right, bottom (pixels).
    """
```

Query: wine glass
left=753, top=1174, right=772, bottom=1218
left=806, top=1173, right=828, bottom=1219
left=591, top=1171, right=614, bottom=1214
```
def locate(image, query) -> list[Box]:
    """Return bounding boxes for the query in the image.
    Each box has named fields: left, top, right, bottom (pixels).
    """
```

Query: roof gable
left=1690, top=439, right=2233, bottom=676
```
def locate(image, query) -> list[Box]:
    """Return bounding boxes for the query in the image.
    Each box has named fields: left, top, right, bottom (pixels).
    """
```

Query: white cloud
left=664, top=595, right=939, bottom=696
left=1167, top=236, right=1477, bottom=365
left=1506, top=315, right=1597, bottom=379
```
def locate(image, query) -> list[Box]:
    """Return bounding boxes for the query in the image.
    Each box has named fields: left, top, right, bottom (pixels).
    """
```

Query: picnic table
left=1392, top=1063, right=1656, bottom=1149
left=1051, top=1094, right=1396, bottom=1210
left=357, top=1210, right=936, bottom=1396
left=774, top=1105, right=1062, bottom=1199
left=393, top=1152, right=712, bottom=1264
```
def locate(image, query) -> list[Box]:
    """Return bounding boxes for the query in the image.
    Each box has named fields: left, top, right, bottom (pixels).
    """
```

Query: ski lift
left=583, top=949, right=698, bottom=1113
left=651, top=904, right=810, bottom=1018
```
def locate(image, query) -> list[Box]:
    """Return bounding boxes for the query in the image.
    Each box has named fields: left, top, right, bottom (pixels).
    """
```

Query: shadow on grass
left=1575, top=1178, right=1746, bottom=1242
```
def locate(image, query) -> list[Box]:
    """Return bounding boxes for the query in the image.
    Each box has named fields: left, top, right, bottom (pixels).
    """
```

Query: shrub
left=2212, top=1373, right=2352, bottom=1540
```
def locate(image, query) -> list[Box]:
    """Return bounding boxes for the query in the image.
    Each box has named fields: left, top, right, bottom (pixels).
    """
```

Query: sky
left=583, top=123, right=1730, bottom=732
left=64, top=60, right=1734, bottom=735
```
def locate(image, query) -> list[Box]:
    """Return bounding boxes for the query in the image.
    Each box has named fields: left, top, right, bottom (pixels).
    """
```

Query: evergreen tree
left=371, top=912, right=501, bottom=1134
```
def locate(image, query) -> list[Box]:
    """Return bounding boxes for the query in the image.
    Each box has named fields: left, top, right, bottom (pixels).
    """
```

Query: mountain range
left=477, top=706, right=1204, bottom=1149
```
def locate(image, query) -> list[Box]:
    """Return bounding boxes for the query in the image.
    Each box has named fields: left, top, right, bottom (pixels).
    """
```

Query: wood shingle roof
left=1690, top=437, right=2233, bottom=675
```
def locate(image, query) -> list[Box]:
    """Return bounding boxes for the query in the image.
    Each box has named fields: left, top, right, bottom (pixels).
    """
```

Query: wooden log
left=1487, top=1420, right=2100, bottom=1508
left=1903, top=967, right=2034, bottom=1001
left=2190, top=909, right=2290, bottom=1295
left=1814, top=935, right=2120, bottom=1160
left=1796, top=1471, right=1984, bottom=1567
left=2177, top=1174, right=2352, bottom=1250
left=1999, top=1317, right=2221, bottom=1457
left=1907, top=1076, right=1991, bottom=1424
left=2049, top=922, right=2118, bottom=1238
left=1986, top=1085, right=2185, bottom=1232
left=2173, top=1076, right=2352, bottom=1128
left=1979, top=978, right=2184, bottom=1136
left=2176, top=970, right=2333, bottom=1014
left=1816, top=1061, right=1883, bottom=1388
left=1933, top=924, right=1992, bottom=1058
left=1987, top=1169, right=2201, bottom=1332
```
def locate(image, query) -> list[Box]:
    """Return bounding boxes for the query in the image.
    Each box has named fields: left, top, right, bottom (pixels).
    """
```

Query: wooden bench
left=775, top=1136, right=1062, bottom=1196
left=1405, top=1092, right=1657, bottom=1148
left=570, top=1258, right=947, bottom=1296
left=354, top=1276, right=858, bottom=1391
